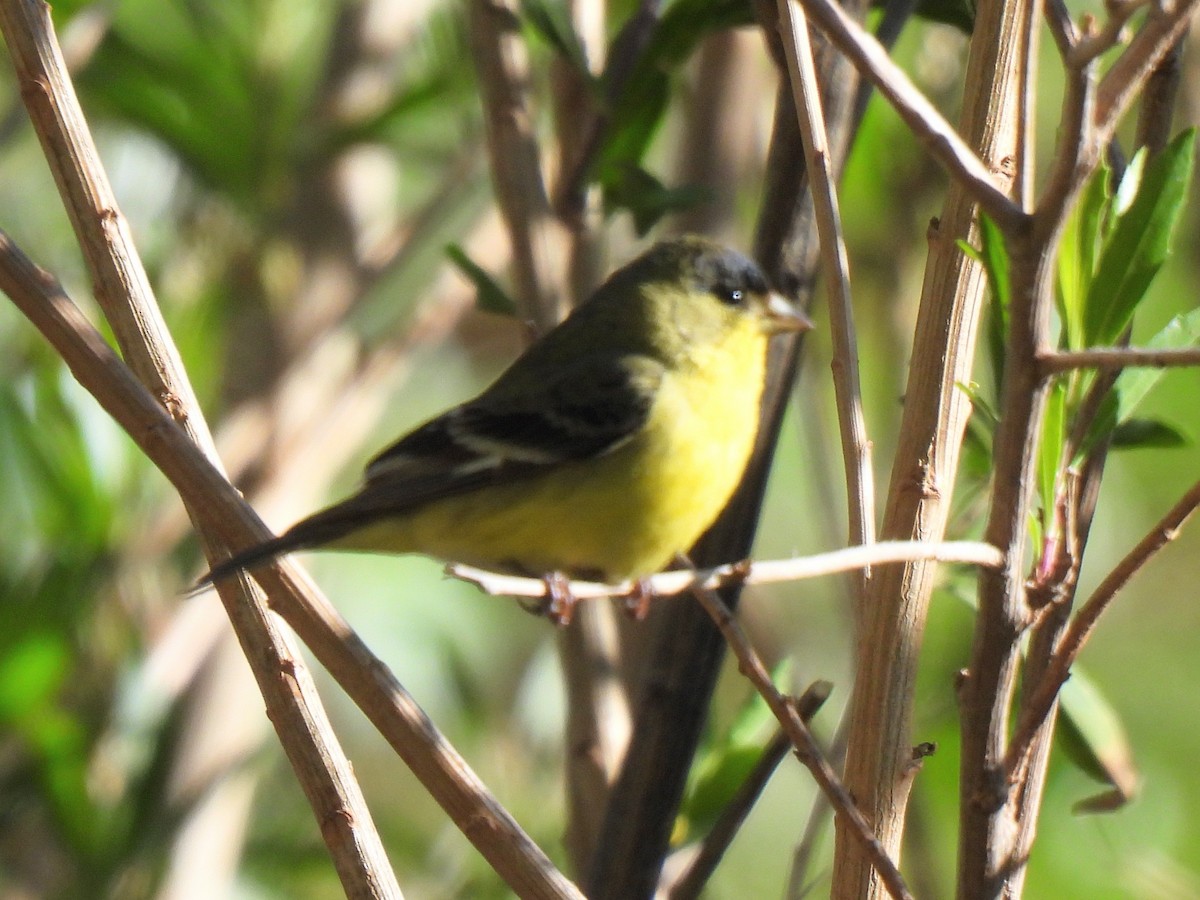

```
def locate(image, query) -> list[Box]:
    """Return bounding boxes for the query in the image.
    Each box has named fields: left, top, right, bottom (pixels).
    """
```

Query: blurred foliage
left=0, top=0, right=1198, bottom=898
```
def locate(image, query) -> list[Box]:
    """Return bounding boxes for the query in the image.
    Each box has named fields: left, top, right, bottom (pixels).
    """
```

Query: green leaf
left=445, top=244, right=518, bottom=316
left=1077, top=160, right=1111, bottom=285
left=678, top=660, right=793, bottom=839
left=1081, top=307, right=1200, bottom=455
left=982, top=216, right=1011, bottom=399
left=680, top=743, right=765, bottom=839
left=1038, top=379, right=1066, bottom=516
left=1114, top=308, right=1200, bottom=423
left=1057, top=161, right=1112, bottom=352
left=596, top=73, right=672, bottom=179
left=907, top=0, right=976, bottom=31
left=602, top=165, right=710, bottom=236
left=1083, top=129, right=1196, bottom=346
left=594, top=0, right=754, bottom=182
left=961, top=216, right=1011, bottom=399
left=1111, top=418, right=1188, bottom=449
left=645, top=0, right=757, bottom=68
left=521, top=0, right=594, bottom=76
left=1057, top=667, right=1139, bottom=814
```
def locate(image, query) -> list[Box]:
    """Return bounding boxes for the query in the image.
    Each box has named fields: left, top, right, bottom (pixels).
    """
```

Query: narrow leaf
left=445, top=244, right=517, bottom=316
left=960, top=216, right=1011, bottom=399
left=1081, top=307, right=1200, bottom=456
left=1057, top=161, right=1112, bottom=351
left=1083, top=129, right=1196, bottom=346
left=1111, top=418, right=1188, bottom=449
left=520, top=0, right=592, bottom=76
left=1057, top=667, right=1139, bottom=814
left=1039, top=380, right=1066, bottom=515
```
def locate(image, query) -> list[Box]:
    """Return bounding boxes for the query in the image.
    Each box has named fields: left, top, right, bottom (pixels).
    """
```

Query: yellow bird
left=200, top=236, right=810, bottom=611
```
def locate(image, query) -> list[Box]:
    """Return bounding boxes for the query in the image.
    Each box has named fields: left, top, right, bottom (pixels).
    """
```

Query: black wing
left=197, top=354, right=662, bottom=585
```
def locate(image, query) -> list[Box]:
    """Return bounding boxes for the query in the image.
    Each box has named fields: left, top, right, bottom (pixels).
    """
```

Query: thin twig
left=468, top=0, right=567, bottom=333
left=0, top=232, right=583, bottom=900
left=1135, top=35, right=1185, bottom=153
left=449, top=541, right=1005, bottom=601
left=667, top=682, right=832, bottom=900
left=688, top=585, right=913, bottom=900
left=785, top=712, right=849, bottom=899
left=1069, top=0, right=1154, bottom=66
left=1044, top=0, right=1081, bottom=56
left=1005, top=476, right=1200, bottom=778
left=789, top=0, right=1027, bottom=233
left=1094, top=0, right=1200, bottom=147
left=1040, top=346, right=1200, bottom=372
left=777, top=0, right=877, bottom=609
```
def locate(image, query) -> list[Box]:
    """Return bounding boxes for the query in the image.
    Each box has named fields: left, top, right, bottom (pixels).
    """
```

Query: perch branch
left=449, top=541, right=1004, bottom=601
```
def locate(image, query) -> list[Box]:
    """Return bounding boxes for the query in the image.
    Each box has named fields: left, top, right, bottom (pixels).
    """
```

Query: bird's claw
left=544, top=571, right=578, bottom=626
left=622, top=576, right=656, bottom=620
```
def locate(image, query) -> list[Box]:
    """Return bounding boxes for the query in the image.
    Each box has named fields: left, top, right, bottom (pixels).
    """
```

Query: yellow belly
left=347, top=336, right=767, bottom=581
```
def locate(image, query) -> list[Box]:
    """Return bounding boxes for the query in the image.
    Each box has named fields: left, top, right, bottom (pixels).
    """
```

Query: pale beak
left=763, top=292, right=814, bottom=334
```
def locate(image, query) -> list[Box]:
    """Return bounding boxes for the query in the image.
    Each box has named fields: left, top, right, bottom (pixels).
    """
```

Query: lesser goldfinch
left=200, top=236, right=809, bottom=592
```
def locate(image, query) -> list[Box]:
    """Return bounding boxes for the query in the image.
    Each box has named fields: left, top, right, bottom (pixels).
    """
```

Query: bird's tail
left=193, top=504, right=366, bottom=591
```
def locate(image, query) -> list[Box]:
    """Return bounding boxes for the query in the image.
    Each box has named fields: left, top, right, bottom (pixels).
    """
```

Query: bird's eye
left=720, top=288, right=745, bottom=306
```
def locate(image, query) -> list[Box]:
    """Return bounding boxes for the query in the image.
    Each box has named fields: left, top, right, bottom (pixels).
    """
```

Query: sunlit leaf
left=1057, top=161, right=1111, bottom=352
left=1038, top=380, right=1066, bottom=515
left=959, top=215, right=1010, bottom=398
left=1081, top=307, right=1200, bottom=455
left=1083, top=129, right=1196, bottom=346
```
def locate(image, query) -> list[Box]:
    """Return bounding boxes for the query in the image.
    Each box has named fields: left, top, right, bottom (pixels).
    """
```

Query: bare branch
left=831, top=0, right=1034, bottom=885
left=666, top=682, right=832, bottom=900
left=449, top=541, right=1005, bottom=601
left=1045, top=0, right=1081, bottom=56
left=1040, top=346, right=1200, bottom=372
left=1005, top=476, right=1200, bottom=777
left=468, top=0, right=569, bottom=332
left=688, top=585, right=913, bottom=900
left=1068, top=0, right=1154, bottom=66
left=0, top=1, right=401, bottom=892
left=789, top=0, right=1028, bottom=233
left=1135, top=34, right=1186, bottom=152
left=1095, top=0, right=1200, bottom=145
left=776, top=0, right=877, bottom=605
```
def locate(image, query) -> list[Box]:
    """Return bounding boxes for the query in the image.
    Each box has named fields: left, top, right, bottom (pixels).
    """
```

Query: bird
left=198, top=236, right=810, bottom=618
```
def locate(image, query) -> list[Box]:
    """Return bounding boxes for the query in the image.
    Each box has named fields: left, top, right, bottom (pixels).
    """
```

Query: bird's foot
left=622, top=576, right=656, bottom=620
left=543, top=571, right=578, bottom=626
